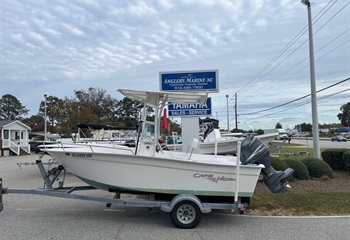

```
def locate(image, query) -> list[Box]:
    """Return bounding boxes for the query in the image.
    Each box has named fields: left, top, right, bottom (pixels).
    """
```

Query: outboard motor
left=240, top=136, right=294, bottom=193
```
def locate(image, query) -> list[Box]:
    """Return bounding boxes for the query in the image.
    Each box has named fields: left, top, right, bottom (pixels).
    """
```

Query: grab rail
left=42, top=142, right=135, bottom=155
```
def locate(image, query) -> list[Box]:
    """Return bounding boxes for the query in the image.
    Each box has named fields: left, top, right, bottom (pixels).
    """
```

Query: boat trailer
left=0, top=154, right=245, bottom=229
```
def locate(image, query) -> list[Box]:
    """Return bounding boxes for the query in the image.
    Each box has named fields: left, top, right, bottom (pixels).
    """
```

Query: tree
left=337, top=102, right=350, bottom=127
left=115, top=97, right=144, bottom=127
left=22, top=114, right=47, bottom=132
left=256, top=129, right=264, bottom=135
left=275, top=122, right=282, bottom=129
left=0, top=94, right=29, bottom=120
left=295, top=122, right=312, bottom=132
left=0, top=109, right=5, bottom=120
left=38, top=95, right=64, bottom=127
left=74, top=87, right=118, bottom=124
left=54, top=97, right=104, bottom=136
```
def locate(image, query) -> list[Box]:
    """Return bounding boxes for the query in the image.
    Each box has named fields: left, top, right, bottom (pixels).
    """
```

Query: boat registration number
left=70, top=153, right=93, bottom=158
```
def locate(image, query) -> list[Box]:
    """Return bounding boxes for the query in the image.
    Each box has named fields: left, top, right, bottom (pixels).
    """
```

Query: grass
left=269, top=144, right=322, bottom=159
left=247, top=192, right=350, bottom=216
left=246, top=144, right=350, bottom=216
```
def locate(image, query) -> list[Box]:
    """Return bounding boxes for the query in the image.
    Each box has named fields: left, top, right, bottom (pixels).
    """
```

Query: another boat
left=37, top=123, right=138, bottom=154
left=44, top=89, right=293, bottom=201
left=166, top=118, right=278, bottom=155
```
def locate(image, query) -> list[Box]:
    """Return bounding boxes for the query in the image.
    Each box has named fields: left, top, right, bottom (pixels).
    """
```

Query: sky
left=1, top=0, right=349, bottom=131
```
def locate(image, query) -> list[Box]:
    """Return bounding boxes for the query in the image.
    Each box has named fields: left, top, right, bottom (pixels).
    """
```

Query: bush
left=300, top=157, right=334, bottom=179
left=284, top=159, right=310, bottom=180
left=271, top=157, right=288, bottom=171
left=343, top=150, right=350, bottom=172
left=321, top=149, right=348, bottom=170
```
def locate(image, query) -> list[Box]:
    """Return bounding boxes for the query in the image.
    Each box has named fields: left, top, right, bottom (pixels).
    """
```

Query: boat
left=166, top=118, right=278, bottom=155
left=43, top=89, right=293, bottom=228
left=45, top=89, right=292, bottom=194
left=36, top=123, right=138, bottom=154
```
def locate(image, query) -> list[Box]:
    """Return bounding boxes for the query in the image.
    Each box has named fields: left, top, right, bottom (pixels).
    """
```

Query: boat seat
left=186, top=138, right=200, bottom=160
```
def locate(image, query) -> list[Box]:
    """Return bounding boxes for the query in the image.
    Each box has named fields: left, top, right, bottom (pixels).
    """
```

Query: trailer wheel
left=170, top=200, right=202, bottom=229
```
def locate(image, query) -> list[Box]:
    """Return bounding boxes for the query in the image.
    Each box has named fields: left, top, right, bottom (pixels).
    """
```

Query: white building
left=0, top=120, right=31, bottom=156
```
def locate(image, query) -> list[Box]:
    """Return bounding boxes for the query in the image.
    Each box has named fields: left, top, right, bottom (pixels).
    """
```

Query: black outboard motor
left=240, top=136, right=294, bottom=193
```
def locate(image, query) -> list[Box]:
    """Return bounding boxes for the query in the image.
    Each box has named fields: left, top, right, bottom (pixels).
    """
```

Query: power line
left=243, top=29, right=350, bottom=98
left=219, top=1, right=348, bottom=126
left=239, top=77, right=349, bottom=116
left=238, top=0, right=347, bottom=103
left=237, top=22, right=348, bottom=113
left=237, top=0, right=338, bottom=99
left=242, top=88, right=349, bottom=122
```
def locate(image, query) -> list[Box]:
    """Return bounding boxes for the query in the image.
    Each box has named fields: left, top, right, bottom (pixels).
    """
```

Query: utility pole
left=226, top=95, right=229, bottom=131
left=44, top=94, right=47, bottom=141
left=348, top=110, right=350, bottom=131
left=302, top=0, right=320, bottom=159
left=235, top=92, right=238, bottom=130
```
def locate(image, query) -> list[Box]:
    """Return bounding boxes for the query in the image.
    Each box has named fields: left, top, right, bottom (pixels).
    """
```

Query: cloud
left=1, top=0, right=348, bottom=130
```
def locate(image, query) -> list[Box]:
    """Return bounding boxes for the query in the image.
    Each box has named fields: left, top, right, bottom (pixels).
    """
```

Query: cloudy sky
left=1, top=0, right=349, bottom=130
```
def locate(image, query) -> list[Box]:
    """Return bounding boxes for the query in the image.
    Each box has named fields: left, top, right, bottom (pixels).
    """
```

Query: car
left=124, top=139, right=136, bottom=147
left=331, top=135, right=347, bottom=142
left=342, top=133, right=350, bottom=139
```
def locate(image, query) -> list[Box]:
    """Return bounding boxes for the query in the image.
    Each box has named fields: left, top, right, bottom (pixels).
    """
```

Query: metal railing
left=40, top=142, right=135, bottom=155
left=2, top=139, right=31, bottom=155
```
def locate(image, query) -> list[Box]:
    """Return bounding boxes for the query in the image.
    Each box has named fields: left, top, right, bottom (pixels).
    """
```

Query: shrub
left=321, top=149, right=347, bottom=170
left=343, top=150, right=350, bottom=172
left=300, top=157, right=334, bottom=179
left=271, top=157, right=288, bottom=171
left=284, top=159, right=310, bottom=180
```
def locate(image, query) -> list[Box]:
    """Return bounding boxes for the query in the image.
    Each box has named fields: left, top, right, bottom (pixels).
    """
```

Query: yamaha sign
left=168, top=97, right=212, bottom=117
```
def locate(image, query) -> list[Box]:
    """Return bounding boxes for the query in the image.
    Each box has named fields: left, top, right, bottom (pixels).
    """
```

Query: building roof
left=335, top=127, right=349, bottom=132
left=0, top=120, right=15, bottom=127
left=0, top=120, right=31, bottom=130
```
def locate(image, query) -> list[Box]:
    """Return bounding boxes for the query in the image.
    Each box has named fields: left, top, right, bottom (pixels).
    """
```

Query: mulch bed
left=254, top=170, right=350, bottom=194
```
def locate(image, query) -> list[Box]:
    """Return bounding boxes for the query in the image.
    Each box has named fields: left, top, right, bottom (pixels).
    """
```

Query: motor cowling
left=240, top=136, right=294, bottom=193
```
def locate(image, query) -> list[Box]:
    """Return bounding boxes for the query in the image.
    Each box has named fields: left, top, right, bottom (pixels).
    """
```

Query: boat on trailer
left=0, top=89, right=293, bottom=228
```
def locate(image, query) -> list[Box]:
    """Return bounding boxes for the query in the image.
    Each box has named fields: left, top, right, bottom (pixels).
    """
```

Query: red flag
left=161, top=108, right=169, bottom=132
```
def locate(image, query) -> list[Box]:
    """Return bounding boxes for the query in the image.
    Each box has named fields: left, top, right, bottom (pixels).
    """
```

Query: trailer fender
left=160, top=194, right=211, bottom=213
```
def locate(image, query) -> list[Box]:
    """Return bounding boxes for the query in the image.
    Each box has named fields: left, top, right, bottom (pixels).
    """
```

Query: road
left=1, top=154, right=350, bottom=240
left=317, top=139, right=350, bottom=149
left=276, top=137, right=350, bottom=149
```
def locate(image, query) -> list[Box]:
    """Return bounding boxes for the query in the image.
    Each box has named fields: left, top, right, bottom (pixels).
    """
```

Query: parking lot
left=1, top=150, right=350, bottom=240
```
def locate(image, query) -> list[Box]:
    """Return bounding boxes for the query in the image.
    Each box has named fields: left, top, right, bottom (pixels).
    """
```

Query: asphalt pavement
left=1, top=153, right=350, bottom=240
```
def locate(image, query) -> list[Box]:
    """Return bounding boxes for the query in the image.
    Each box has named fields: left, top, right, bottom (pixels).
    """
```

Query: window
left=4, top=130, right=9, bottom=139
left=141, top=121, right=155, bottom=141
left=15, top=131, right=19, bottom=140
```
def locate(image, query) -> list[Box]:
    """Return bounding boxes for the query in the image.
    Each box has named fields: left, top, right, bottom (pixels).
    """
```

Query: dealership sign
left=168, top=97, right=212, bottom=117
left=160, top=70, right=218, bottom=92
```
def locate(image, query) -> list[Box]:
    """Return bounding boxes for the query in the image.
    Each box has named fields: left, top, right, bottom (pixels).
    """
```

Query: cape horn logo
left=193, top=173, right=235, bottom=183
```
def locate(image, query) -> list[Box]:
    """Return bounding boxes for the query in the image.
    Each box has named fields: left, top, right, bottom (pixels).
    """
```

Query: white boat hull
left=46, top=147, right=263, bottom=198
left=199, top=139, right=238, bottom=155
left=167, top=133, right=276, bottom=155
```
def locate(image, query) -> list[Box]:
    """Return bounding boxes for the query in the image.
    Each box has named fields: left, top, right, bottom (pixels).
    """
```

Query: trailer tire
left=170, top=200, right=202, bottom=229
